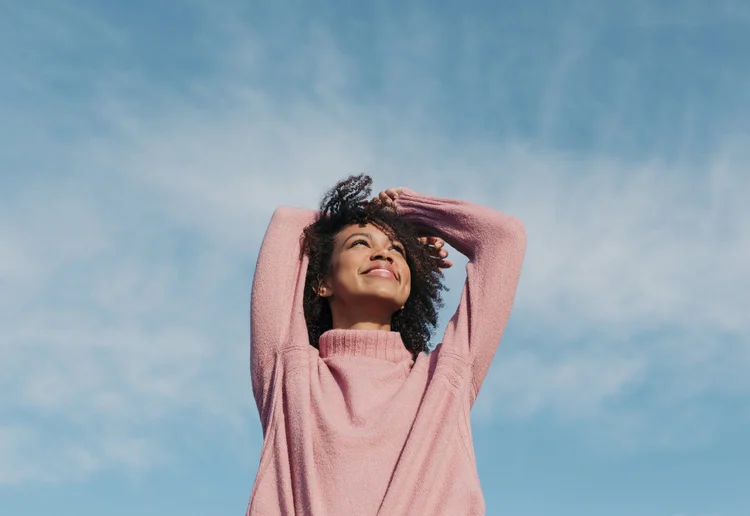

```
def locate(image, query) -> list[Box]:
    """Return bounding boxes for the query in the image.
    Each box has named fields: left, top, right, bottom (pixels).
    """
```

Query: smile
left=365, top=268, right=397, bottom=280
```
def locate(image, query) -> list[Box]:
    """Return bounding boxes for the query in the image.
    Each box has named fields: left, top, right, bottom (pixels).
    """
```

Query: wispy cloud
left=1, top=1, right=749, bottom=488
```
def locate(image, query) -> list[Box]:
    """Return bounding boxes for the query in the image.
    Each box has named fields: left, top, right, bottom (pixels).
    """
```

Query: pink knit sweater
left=248, top=189, right=526, bottom=515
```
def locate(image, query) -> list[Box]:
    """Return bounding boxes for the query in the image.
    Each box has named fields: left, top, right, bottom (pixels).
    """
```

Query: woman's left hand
left=372, top=187, right=404, bottom=208
left=373, top=187, right=452, bottom=270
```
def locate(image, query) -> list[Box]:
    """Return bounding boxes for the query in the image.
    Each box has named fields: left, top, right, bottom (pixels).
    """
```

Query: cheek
left=401, top=264, right=412, bottom=291
left=330, top=252, right=361, bottom=288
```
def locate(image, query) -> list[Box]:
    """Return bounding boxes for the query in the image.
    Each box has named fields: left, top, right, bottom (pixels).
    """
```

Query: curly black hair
left=301, top=174, right=445, bottom=356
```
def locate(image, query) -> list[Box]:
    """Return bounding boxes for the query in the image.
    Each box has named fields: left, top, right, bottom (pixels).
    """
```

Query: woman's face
left=322, top=223, right=411, bottom=314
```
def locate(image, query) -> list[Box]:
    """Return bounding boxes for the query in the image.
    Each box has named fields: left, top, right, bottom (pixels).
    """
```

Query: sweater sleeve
left=251, top=206, right=317, bottom=426
left=395, top=189, right=526, bottom=404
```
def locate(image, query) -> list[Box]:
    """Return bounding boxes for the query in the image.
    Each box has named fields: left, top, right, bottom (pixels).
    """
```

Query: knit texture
left=248, top=189, right=526, bottom=515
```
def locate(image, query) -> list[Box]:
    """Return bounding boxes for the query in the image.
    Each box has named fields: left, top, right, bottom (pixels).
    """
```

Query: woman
left=248, top=175, right=526, bottom=515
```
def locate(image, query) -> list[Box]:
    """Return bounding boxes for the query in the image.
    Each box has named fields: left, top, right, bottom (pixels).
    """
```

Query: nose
left=370, top=247, right=394, bottom=263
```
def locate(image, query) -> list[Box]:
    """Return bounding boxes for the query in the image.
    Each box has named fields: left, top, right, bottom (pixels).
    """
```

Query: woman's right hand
left=372, top=188, right=453, bottom=270
left=419, top=236, right=453, bottom=269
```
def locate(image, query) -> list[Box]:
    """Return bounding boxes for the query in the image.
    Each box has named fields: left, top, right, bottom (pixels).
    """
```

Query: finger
left=439, top=260, right=453, bottom=269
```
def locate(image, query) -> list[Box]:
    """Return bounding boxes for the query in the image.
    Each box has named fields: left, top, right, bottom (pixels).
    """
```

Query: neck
left=329, top=300, right=394, bottom=332
left=335, top=320, right=391, bottom=331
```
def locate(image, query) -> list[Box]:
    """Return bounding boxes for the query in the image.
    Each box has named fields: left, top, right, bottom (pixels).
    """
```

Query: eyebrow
left=341, top=232, right=404, bottom=248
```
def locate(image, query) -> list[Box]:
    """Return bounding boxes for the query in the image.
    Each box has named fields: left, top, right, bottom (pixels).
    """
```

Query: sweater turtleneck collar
left=318, top=329, right=413, bottom=364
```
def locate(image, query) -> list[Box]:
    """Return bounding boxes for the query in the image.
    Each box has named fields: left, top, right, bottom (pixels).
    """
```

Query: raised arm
left=251, top=207, right=317, bottom=425
left=395, top=189, right=526, bottom=404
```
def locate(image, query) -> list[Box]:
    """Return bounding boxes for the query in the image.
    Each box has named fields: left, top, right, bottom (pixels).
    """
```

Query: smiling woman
left=301, top=175, right=449, bottom=358
left=318, top=223, right=413, bottom=325
left=248, top=174, right=526, bottom=515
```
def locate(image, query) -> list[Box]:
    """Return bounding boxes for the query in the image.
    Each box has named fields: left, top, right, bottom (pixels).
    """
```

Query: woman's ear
left=316, top=277, right=333, bottom=298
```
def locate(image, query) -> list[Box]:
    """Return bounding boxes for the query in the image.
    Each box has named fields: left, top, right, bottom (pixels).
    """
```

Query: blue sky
left=1, top=1, right=749, bottom=515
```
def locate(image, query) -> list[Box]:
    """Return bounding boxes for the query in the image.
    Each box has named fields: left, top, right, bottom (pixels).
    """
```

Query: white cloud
left=2, top=1, right=749, bottom=483
left=0, top=424, right=162, bottom=484
left=465, top=143, right=750, bottom=448
left=474, top=350, right=647, bottom=421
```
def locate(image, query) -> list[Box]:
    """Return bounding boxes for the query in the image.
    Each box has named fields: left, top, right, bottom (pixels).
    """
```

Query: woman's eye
left=392, top=245, right=405, bottom=255
left=351, top=239, right=369, bottom=248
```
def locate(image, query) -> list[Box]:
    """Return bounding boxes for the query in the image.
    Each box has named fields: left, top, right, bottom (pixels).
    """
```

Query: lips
left=363, top=263, right=398, bottom=280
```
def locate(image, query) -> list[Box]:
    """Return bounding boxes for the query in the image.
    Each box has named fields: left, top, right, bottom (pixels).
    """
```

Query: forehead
left=336, top=222, right=398, bottom=242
